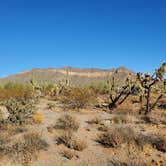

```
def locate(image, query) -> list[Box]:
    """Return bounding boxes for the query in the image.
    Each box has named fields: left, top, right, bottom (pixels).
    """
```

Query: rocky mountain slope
left=0, top=66, right=134, bottom=85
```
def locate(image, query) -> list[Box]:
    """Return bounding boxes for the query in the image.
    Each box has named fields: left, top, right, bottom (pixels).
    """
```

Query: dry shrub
left=60, top=87, right=96, bottom=109
left=56, top=131, right=87, bottom=151
left=33, top=112, right=43, bottom=124
left=0, top=82, right=33, bottom=101
left=0, top=132, right=48, bottom=165
left=56, top=131, right=73, bottom=148
left=0, top=123, right=27, bottom=137
left=87, top=116, right=102, bottom=125
left=138, top=134, right=166, bottom=153
left=71, top=138, right=87, bottom=151
left=61, top=149, right=75, bottom=160
left=55, top=114, right=79, bottom=131
left=47, top=103, right=56, bottom=110
left=141, top=110, right=166, bottom=125
left=111, top=114, right=134, bottom=124
left=96, top=127, right=137, bottom=148
left=109, top=159, right=149, bottom=166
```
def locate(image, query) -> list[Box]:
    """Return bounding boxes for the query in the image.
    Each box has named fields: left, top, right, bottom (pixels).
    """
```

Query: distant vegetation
left=0, top=62, right=165, bottom=165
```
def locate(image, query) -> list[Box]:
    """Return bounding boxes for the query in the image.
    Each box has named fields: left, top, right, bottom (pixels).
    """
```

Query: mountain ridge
left=0, top=66, right=134, bottom=85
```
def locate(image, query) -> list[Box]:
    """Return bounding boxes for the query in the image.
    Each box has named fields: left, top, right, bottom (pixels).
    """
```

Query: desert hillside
left=0, top=66, right=134, bottom=85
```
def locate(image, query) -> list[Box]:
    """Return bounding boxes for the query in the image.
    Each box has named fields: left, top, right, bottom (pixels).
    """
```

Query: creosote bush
left=60, top=87, right=96, bottom=109
left=96, top=127, right=137, bottom=148
left=0, top=132, right=48, bottom=166
left=55, top=114, right=80, bottom=131
left=56, top=131, right=87, bottom=151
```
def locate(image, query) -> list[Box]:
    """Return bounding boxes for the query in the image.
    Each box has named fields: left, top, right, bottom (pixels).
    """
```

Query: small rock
left=0, top=106, right=10, bottom=120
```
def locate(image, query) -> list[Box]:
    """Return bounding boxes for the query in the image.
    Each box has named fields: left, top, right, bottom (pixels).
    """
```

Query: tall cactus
left=137, top=62, right=166, bottom=114
left=108, top=72, right=135, bottom=110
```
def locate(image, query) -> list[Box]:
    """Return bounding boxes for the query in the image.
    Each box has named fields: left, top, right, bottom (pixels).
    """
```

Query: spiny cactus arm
left=155, top=61, right=166, bottom=80
left=150, top=94, right=163, bottom=111
left=119, top=85, right=135, bottom=105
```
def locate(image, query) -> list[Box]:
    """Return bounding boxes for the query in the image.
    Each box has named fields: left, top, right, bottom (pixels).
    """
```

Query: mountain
left=0, top=66, right=134, bottom=85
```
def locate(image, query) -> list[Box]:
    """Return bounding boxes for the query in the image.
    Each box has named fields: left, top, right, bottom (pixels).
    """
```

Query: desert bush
left=60, top=87, right=96, bottom=109
left=61, top=149, right=75, bottom=160
left=111, top=114, right=134, bottom=124
left=4, top=98, right=35, bottom=125
left=56, top=130, right=73, bottom=148
left=56, top=131, right=87, bottom=151
left=47, top=103, right=56, bottom=110
left=87, top=80, right=112, bottom=95
left=109, top=159, right=148, bottom=166
left=0, top=82, right=33, bottom=101
left=138, top=134, right=166, bottom=153
left=87, top=116, right=102, bottom=125
left=96, top=127, right=137, bottom=148
left=33, top=112, right=43, bottom=124
left=55, top=114, right=79, bottom=131
left=8, top=133, right=48, bottom=165
left=71, top=138, right=87, bottom=151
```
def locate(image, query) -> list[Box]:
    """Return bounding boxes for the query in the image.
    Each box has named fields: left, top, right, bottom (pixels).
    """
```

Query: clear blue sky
left=0, top=0, right=165, bottom=77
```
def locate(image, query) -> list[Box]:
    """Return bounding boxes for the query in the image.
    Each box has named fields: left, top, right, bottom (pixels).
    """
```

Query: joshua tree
left=137, top=62, right=166, bottom=114
left=108, top=72, right=135, bottom=110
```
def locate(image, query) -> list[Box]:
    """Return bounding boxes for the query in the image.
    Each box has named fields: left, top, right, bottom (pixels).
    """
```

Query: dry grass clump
left=56, top=131, right=73, bottom=148
left=87, top=116, right=102, bottom=125
left=109, top=159, right=149, bottom=166
left=138, top=134, right=166, bottom=153
left=60, top=87, right=96, bottom=109
left=55, top=114, right=80, bottom=131
left=96, top=127, right=137, bottom=148
left=33, top=112, right=43, bottom=124
left=71, top=138, right=87, bottom=151
left=111, top=114, right=134, bottom=124
left=56, top=131, right=87, bottom=151
left=141, top=110, right=166, bottom=125
left=97, top=125, right=166, bottom=154
left=0, top=132, right=48, bottom=165
left=0, top=123, right=27, bottom=137
left=61, top=149, right=75, bottom=160
left=47, top=103, right=56, bottom=110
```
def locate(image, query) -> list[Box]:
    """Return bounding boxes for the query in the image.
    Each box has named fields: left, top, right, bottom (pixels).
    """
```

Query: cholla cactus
left=4, top=98, right=35, bottom=125
left=30, top=77, right=42, bottom=99
left=54, top=69, right=72, bottom=96
left=137, top=61, right=166, bottom=114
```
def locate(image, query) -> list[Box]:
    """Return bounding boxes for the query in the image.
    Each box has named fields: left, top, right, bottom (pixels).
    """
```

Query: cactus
left=30, top=77, right=42, bottom=99
left=4, top=98, right=35, bottom=125
left=137, top=62, right=166, bottom=114
left=53, top=69, right=72, bottom=96
left=108, top=72, right=135, bottom=110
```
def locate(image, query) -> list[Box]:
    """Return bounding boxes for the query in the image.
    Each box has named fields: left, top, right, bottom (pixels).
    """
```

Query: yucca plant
left=137, top=62, right=166, bottom=114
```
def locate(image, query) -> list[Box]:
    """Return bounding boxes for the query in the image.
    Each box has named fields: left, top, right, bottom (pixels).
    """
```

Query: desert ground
left=0, top=63, right=166, bottom=166
left=0, top=95, right=165, bottom=166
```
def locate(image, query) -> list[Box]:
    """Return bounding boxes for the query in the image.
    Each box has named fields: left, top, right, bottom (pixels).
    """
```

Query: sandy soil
left=0, top=98, right=166, bottom=166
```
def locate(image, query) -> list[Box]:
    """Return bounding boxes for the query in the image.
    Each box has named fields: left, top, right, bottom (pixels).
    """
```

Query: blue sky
left=0, top=0, right=165, bottom=77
